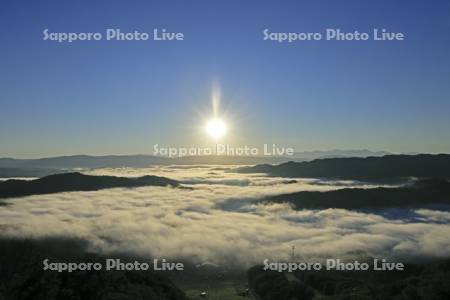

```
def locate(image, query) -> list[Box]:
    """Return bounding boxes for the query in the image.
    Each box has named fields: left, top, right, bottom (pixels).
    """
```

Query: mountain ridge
left=0, top=172, right=179, bottom=200
left=259, top=178, right=450, bottom=210
left=236, top=154, right=450, bottom=182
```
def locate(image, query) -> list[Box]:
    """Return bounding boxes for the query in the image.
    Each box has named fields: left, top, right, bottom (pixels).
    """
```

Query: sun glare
left=205, top=119, right=227, bottom=139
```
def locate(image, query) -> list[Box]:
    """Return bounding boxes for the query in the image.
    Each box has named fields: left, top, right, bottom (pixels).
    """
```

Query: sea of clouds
left=0, top=166, right=449, bottom=268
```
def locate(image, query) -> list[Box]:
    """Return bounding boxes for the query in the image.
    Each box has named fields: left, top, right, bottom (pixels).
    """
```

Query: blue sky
left=1, top=0, right=450, bottom=158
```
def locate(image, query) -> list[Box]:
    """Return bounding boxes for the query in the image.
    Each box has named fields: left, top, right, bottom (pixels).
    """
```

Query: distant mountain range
left=236, top=154, right=450, bottom=182
left=0, top=155, right=171, bottom=169
left=0, top=155, right=285, bottom=177
left=291, top=149, right=392, bottom=160
left=0, top=173, right=179, bottom=200
left=0, top=150, right=394, bottom=177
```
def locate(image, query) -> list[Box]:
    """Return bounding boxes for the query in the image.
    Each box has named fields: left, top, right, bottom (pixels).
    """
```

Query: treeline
left=247, top=266, right=314, bottom=300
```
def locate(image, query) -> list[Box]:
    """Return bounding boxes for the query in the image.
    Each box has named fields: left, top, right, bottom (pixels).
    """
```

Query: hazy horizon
left=2, top=148, right=447, bottom=160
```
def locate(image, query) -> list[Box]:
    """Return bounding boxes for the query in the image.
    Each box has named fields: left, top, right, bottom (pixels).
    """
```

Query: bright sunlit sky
left=1, top=0, right=450, bottom=158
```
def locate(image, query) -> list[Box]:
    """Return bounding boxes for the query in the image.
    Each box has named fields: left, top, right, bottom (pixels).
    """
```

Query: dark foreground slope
left=0, top=237, right=188, bottom=300
left=0, top=172, right=178, bottom=200
left=260, top=178, right=450, bottom=209
left=248, top=259, right=450, bottom=300
left=236, top=154, right=450, bottom=182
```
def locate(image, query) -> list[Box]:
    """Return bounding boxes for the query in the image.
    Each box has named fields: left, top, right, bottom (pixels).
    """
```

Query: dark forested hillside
left=0, top=238, right=188, bottom=300
left=260, top=178, right=450, bottom=209
left=0, top=172, right=179, bottom=200
left=237, top=154, right=450, bottom=182
left=248, top=259, right=450, bottom=300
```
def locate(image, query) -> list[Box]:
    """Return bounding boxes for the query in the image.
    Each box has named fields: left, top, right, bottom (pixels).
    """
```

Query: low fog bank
left=0, top=166, right=449, bottom=269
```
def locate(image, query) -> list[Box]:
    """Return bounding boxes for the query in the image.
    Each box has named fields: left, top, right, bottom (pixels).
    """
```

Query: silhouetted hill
left=0, top=237, right=188, bottom=300
left=0, top=172, right=179, bottom=199
left=248, top=259, right=450, bottom=300
left=260, top=178, right=450, bottom=209
left=236, top=154, right=450, bottom=181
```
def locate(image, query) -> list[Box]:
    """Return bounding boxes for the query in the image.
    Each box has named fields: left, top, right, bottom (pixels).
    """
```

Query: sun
left=205, top=118, right=227, bottom=139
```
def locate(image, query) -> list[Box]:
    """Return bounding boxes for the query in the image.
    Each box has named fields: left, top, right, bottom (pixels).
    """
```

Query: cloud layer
left=0, top=166, right=449, bottom=268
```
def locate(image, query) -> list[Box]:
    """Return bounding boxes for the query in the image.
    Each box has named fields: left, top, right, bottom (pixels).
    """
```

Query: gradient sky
left=1, top=0, right=450, bottom=158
